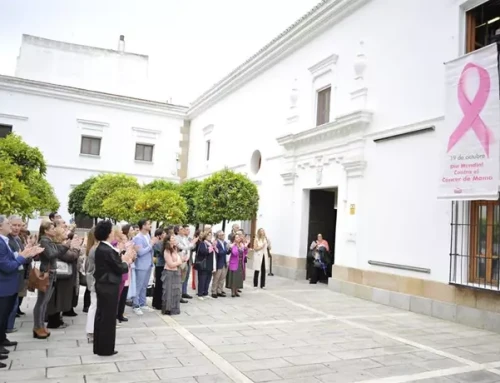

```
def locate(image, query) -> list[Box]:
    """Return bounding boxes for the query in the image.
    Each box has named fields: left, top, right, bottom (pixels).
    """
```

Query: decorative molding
left=366, top=116, right=444, bottom=140
left=187, top=0, right=373, bottom=118
left=265, top=154, right=284, bottom=161
left=277, top=110, right=373, bottom=150
left=77, top=119, right=109, bottom=133
left=203, top=124, right=214, bottom=136
left=342, top=158, right=366, bottom=178
left=187, top=163, right=246, bottom=181
left=374, top=126, right=435, bottom=143
left=132, top=127, right=161, bottom=140
left=308, top=54, right=339, bottom=79
left=0, top=75, right=188, bottom=118
left=0, top=113, right=28, bottom=121
left=280, top=172, right=298, bottom=186
left=368, top=260, right=431, bottom=274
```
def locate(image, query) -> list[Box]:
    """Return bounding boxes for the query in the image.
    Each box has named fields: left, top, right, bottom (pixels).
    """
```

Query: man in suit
left=212, top=230, right=231, bottom=298
left=0, top=215, right=41, bottom=368
left=131, top=219, right=158, bottom=315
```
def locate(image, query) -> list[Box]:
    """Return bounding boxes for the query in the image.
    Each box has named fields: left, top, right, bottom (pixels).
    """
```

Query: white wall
left=16, top=35, right=149, bottom=98
left=186, top=0, right=474, bottom=282
left=0, top=87, right=184, bottom=222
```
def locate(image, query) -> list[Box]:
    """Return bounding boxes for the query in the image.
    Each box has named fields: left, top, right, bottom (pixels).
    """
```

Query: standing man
left=152, top=228, right=166, bottom=311
left=176, top=225, right=197, bottom=301
left=228, top=224, right=240, bottom=243
left=212, top=231, right=230, bottom=298
left=132, top=219, right=158, bottom=315
left=48, top=212, right=61, bottom=222
left=0, top=215, right=40, bottom=368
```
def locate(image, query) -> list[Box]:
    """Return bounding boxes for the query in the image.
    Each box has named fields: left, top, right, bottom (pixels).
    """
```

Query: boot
left=33, top=328, right=48, bottom=339
left=43, top=328, right=51, bottom=337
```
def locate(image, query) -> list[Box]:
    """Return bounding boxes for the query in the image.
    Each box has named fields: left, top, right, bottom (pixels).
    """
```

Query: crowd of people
left=0, top=214, right=274, bottom=363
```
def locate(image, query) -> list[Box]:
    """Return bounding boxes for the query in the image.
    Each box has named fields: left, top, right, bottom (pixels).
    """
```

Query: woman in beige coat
left=252, top=228, right=270, bottom=289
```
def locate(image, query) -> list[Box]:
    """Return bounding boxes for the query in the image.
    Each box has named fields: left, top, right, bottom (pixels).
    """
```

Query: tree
left=83, top=174, right=140, bottom=218
left=0, top=159, right=31, bottom=216
left=179, top=179, right=201, bottom=225
left=0, top=133, right=47, bottom=180
left=143, top=179, right=179, bottom=192
left=194, top=169, right=259, bottom=231
left=135, top=189, right=187, bottom=226
left=68, top=177, right=97, bottom=218
left=25, top=172, right=59, bottom=214
left=102, top=187, right=142, bottom=223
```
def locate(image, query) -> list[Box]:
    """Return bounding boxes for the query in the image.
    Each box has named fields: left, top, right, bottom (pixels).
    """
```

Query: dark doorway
left=306, top=189, right=337, bottom=283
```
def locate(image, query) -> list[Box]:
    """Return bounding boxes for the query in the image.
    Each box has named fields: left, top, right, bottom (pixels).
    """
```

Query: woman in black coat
left=92, top=220, right=130, bottom=356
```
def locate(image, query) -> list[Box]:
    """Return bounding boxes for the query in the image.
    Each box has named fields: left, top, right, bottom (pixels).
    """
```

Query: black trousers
left=117, top=286, right=129, bottom=319
left=94, top=282, right=119, bottom=356
left=0, top=294, right=17, bottom=342
left=253, top=256, right=266, bottom=288
left=83, top=288, right=91, bottom=310
left=197, top=270, right=212, bottom=296
left=152, top=266, right=163, bottom=310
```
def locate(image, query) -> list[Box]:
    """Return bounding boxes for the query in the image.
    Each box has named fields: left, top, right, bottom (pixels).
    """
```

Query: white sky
left=0, top=0, right=320, bottom=105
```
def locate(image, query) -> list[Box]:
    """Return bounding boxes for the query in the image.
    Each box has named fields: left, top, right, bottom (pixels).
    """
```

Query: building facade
left=185, top=0, right=500, bottom=331
left=0, top=35, right=187, bottom=221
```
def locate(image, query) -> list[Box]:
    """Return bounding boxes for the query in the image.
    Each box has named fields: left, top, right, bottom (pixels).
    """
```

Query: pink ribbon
left=447, top=63, right=493, bottom=157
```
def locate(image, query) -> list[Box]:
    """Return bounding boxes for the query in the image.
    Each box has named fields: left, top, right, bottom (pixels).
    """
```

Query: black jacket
left=94, top=242, right=128, bottom=285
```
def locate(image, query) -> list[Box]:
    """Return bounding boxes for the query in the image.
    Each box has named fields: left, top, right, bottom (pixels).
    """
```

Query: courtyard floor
left=3, top=276, right=500, bottom=383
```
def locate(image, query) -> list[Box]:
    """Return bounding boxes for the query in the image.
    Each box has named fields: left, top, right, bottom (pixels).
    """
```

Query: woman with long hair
left=227, top=234, right=248, bottom=298
left=195, top=231, right=215, bottom=299
left=84, top=228, right=97, bottom=343
left=252, top=228, right=269, bottom=289
left=161, top=234, right=185, bottom=315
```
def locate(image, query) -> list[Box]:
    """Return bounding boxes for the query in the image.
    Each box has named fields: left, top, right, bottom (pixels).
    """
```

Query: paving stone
left=1, top=367, right=46, bottom=382
left=46, top=362, right=118, bottom=378
left=233, top=357, right=292, bottom=372
left=81, top=351, right=145, bottom=364
left=244, top=369, right=282, bottom=382
left=272, top=364, right=333, bottom=379
left=84, top=369, right=159, bottom=383
left=283, top=353, right=340, bottom=366
left=447, top=370, right=500, bottom=382
left=195, top=374, right=234, bottom=383
left=10, top=355, right=82, bottom=369
left=219, top=352, right=252, bottom=362
left=155, top=365, right=221, bottom=379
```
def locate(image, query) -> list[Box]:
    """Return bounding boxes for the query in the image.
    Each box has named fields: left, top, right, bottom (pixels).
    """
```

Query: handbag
left=56, top=261, right=73, bottom=279
left=28, top=262, right=50, bottom=293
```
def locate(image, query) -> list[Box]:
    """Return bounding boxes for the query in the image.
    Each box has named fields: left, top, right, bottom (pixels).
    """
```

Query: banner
left=438, top=43, right=500, bottom=200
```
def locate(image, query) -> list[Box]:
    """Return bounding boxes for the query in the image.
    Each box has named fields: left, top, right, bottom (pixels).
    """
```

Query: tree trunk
left=94, top=217, right=98, bottom=225
left=222, top=219, right=226, bottom=232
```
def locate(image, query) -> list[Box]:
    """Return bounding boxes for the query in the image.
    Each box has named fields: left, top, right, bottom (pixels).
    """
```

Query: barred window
left=450, top=198, right=500, bottom=291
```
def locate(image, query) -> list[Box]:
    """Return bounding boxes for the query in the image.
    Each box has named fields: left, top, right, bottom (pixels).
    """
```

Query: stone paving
left=2, top=275, right=500, bottom=383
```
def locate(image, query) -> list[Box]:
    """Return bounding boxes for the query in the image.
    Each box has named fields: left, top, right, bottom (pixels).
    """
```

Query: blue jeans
left=182, top=262, right=191, bottom=295
left=7, top=296, right=18, bottom=330
left=133, top=268, right=152, bottom=308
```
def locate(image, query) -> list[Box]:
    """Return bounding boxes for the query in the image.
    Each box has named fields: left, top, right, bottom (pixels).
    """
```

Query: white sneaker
left=133, top=307, right=144, bottom=316
left=141, top=306, right=154, bottom=313
left=197, top=296, right=204, bottom=301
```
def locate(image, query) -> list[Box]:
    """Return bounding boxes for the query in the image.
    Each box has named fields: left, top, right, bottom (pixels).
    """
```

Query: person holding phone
left=0, top=215, right=42, bottom=367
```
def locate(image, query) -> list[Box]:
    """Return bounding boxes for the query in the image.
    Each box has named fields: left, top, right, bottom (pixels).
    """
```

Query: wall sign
left=350, top=204, right=356, bottom=215
left=438, top=43, right=500, bottom=200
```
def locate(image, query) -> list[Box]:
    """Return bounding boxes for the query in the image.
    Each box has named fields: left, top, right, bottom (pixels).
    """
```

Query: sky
left=0, top=0, right=321, bottom=105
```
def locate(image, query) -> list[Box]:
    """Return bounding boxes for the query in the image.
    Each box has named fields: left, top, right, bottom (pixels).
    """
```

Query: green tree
left=135, top=189, right=187, bottom=226
left=143, top=179, right=179, bottom=192
left=102, top=187, right=142, bottom=223
left=25, top=172, right=59, bottom=214
left=68, top=177, right=97, bottom=218
left=83, top=174, right=140, bottom=218
left=0, top=159, right=31, bottom=216
left=179, top=179, right=201, bottom=225
left=194, top=169, right=259, bottom=231
left=0, top=133, right=47, bottom=180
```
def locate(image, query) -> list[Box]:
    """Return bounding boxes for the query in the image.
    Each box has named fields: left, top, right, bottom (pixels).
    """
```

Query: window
left=466, top=1, right=500, bottom=53
left=0, top=124, right=12, bottom=138
left=316, top=86, right=331, bottom=126
left=80, top=136, right=101, bottom=156
left=450, top=198, right=500, bottom=290
left=206, top=140, right=211, bottom=161
left=135, top=143, right=154, bottom=162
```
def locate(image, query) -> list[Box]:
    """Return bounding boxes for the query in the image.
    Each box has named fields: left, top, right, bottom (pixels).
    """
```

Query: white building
left=0, top=35, right=187, bottom=222
left=185, top=0, right=500, bottom=331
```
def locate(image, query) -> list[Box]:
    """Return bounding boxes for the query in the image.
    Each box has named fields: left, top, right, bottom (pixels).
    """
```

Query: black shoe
left=117, top=317, right=128, bottom=323
left=217, top=293, right=226, bottom=297
left=162, top=311, right=171, bottom=315
left=1, top=339, right=17, bottom=347
left=237, top=289, right=242, bottom=293
left=83, top=307, right=89, bottom=313
left=182, top=294, right=193, bottom=299
left=15, top=313, right=20, bottom=318
left=268, top=273, right=274, bottom=276
left=0, top=348, right=9, bottom=355
left=17, top=309, right=25, bottom=316
left=211, top=294, right=218, bottom=299
left=63, top=310, right=77, bottom=317
left=0, top=355, right=7, bottom=360
left=180, top=299, right=188, bottom=304
left=0, top=362, right=6, bottom=368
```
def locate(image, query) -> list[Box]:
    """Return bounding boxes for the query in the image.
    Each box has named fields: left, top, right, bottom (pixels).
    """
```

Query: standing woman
left=152, top=228, right=166, bottom=310
left=93, top=221, right=130, bottom=356
left=227, top=234, right=248, bottom=297
left=252, top=228, right=269, bottom=289
left=195, top=231, right=215, bottom=299
left=33, top=221, right=69, bottom=339
left=84, top=229, right=97, bottom=343
left=161, top=234, right=185, bottom=315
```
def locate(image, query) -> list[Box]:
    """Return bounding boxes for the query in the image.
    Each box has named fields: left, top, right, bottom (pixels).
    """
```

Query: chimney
left=118, top=35, right=125, bottom=53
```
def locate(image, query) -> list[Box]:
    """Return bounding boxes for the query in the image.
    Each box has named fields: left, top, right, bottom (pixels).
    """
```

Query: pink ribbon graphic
left=447, top=62, right=493, bottom=157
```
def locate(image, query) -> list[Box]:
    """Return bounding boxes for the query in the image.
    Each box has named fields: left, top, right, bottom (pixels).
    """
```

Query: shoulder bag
left=28, top=261, right=50, bottom=293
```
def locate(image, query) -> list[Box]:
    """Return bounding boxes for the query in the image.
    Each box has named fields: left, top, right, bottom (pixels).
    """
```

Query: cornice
left=308, top=54, right=338, bottom=77
left=280, top=172, right=298, bottom=186
left=365, top=116, right=443, bottom=141
left=0, top=113, right=28, bottom=121
left=277, top=110, right=373, bottom=151
left=186, top=0, right=372, bottom=118
left=0, top=75, right=188, bottom=118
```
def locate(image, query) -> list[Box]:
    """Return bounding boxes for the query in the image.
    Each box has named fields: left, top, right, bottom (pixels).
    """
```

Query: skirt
left=226, top=266, right=244, bottom=290
left=161, top=269, right=181, bottom=315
